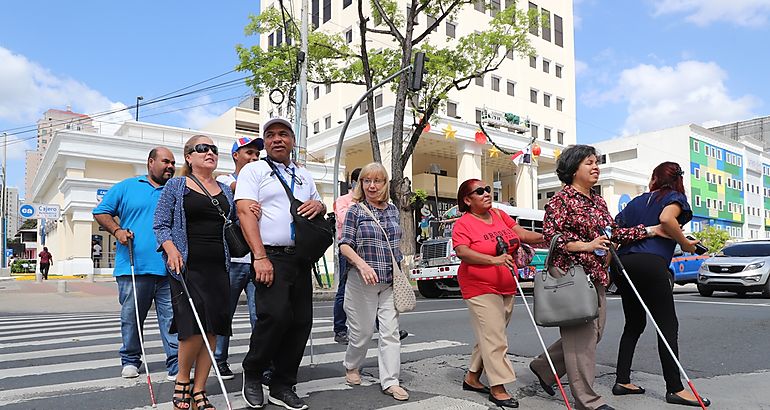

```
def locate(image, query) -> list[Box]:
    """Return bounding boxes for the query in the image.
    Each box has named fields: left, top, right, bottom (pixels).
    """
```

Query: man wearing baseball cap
left=214, top=136, right=263, bottom=379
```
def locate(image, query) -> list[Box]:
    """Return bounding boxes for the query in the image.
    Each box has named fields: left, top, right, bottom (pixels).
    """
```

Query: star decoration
left=554, top=149, right=562, bottom=160
left=488, top=147, right=501, bottom=158
left=442, top=124, right=457, bottom=139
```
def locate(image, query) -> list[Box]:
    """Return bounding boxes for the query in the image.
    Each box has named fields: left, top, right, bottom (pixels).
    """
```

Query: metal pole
left=295, top=0, right=309, bottom=164
left=332, top=66, right=411, bottom=204
left=135, top=96, right=143, bottom=122
left=2, top=132, right=6, bottom=269
left=433, top=174, right=439, bottom=215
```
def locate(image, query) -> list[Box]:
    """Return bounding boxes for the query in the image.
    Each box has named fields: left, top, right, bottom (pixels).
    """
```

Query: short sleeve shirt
left=616, top=190, right=693, bottom=264
left=452, top=210, right=520, bottom=299
left=92, top=176, right=166, bottom=276
left=234, top=159, right=321, bottom=246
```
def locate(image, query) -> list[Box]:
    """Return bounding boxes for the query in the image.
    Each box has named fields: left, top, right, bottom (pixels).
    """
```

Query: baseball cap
left=262, top=116, right=294, bottom=136
left=231, top=137, right=264, bottom=155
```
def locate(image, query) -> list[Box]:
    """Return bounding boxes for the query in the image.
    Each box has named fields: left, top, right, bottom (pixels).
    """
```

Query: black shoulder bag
left=263, top=158, right=333, bottom=262
left=187, top=175, right=250, bottom=258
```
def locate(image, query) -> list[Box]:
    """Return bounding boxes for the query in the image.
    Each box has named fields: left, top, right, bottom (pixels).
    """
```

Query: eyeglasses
left=190, top=143, right=218, bottom=155
left=361, top=178, right=386, bottom=186
left=470, top=186, right=492, bottom=196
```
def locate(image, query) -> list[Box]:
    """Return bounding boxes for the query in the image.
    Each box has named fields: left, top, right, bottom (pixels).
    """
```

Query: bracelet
left=112, top=228, right=123, bottom=236
left=254, top=255, right=268, bottom=261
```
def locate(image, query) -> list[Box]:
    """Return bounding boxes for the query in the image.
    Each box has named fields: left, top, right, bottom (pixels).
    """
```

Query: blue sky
left=2, top=0, right=769, bottom=198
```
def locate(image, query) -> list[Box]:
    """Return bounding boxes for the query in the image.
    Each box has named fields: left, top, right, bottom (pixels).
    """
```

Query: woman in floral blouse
left=529, top=145, right=665, bottom=410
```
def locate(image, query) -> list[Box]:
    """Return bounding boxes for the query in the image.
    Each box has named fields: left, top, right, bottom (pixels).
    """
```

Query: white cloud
left=652, top=0, right=770, bottom=27
left=0, top=46, right=130, bottom=135
left=575, top=60, right=589, bottom=77
left=179, top=95, right=231, bottom=130
left=586, top=60, right=759, bottom=134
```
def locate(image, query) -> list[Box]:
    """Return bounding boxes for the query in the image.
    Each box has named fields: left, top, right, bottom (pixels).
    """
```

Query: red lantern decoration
left=475, top=130, right=487, bottom=144
left=423, top=122, right=431, bottom=133
left=532, top=144, right=541, bottom=157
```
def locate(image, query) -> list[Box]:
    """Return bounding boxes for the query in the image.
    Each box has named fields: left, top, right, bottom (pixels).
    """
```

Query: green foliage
left=411, top=188, right=428, bottom=204
left=693, top=226, right=731, bottom=253
left=20, top=219, right=37, bottom=230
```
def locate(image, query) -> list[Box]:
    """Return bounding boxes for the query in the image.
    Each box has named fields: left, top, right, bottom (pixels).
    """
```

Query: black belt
left=264, top=245, right=296, bottom=255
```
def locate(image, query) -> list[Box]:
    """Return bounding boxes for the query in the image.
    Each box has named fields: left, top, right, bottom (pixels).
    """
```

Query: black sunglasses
left=190, top=143, right=218, bottom=155
left=470, top=186, right=492, bottom=196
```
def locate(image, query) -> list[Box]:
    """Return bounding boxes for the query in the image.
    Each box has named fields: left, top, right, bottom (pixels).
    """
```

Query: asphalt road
left=1, top=284, right=769, bottom=409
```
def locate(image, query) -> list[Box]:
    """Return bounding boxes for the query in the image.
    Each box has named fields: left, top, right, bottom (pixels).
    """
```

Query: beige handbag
left=358, top=203, right=416, bottom=313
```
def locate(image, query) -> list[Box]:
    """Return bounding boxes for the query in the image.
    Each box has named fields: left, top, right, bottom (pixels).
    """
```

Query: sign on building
left=19, top=203, right=61, bottom=220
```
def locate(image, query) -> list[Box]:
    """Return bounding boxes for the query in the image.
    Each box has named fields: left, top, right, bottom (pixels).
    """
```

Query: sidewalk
left=0, top=276, right=342, bottom=314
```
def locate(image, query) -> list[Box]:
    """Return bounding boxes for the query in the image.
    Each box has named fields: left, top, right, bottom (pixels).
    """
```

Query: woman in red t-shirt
left=452, top=179, right=544, bottom=408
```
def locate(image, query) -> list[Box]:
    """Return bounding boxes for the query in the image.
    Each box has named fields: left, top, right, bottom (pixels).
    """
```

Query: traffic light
left=410, top=52, right=427, bottom=91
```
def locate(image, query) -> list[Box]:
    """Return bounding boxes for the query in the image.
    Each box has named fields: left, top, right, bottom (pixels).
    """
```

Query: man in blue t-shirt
left=93, top=147, right=179, bottom=380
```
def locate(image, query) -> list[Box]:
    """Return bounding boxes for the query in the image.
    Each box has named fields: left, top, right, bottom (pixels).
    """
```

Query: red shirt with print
left=452, top=210, right=520, bottom=299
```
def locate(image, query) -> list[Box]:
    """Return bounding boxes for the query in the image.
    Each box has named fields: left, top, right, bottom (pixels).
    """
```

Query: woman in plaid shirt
left=339, top=162, right=409, bottom=401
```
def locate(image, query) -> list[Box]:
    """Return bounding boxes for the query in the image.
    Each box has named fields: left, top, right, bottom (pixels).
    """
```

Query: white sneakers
left=121, top=365, right=139, bottom=378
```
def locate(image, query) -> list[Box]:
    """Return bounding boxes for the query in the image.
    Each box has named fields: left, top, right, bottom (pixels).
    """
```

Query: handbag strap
left=543, top=233, right=562, bottom=269
left=263, top=157, right=298, bottom=202
left=357, top=202, right=399, bottom=265
left=187, top=174, right=229, bottom=223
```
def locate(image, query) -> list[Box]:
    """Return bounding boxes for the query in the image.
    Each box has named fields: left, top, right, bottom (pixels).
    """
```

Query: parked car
left=697, top=240, right=770, bottom=298
left=670, top=244, right=709, bottom=287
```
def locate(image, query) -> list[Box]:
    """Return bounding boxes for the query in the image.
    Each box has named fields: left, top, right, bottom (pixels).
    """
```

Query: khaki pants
left=530, top=282, right=607, bottom=410
left=343, top=268, right=401, bottom=390
left=465, top=293, right=516, bottom=386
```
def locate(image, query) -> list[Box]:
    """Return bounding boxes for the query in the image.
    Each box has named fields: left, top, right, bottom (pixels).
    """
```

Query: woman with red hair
left=452, top=178, right=543, bottom=408
left=612, top=161, right=710, bottom=407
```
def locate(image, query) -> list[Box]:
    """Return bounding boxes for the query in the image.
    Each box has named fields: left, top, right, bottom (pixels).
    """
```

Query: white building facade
left=257, top=0, right=576, bottom=211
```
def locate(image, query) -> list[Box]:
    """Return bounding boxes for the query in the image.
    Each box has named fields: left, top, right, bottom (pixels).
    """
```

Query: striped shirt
left=340, top=201, right=402, bottom=284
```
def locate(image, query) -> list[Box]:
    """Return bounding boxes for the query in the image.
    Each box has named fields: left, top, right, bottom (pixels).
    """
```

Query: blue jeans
left=116, top=275, right=178, bottom=374
left=333, top=253, right=348, bottom=334
left=215, top=262, right=257, bottom=364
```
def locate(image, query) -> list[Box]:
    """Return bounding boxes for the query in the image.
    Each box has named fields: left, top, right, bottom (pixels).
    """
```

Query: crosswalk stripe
left=0, top=314, right=121, bottom=325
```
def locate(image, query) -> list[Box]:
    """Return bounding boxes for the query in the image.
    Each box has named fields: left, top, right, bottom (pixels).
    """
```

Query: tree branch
left=366, top=27, right=396, bottom=35
left=412, top=1, right=462, bottom=45
left=371, top=0, right=405, bottom=45
left=358, top=0, right=382, bottom=163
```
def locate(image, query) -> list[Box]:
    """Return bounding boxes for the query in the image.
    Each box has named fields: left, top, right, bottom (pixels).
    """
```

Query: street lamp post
left=428, top=163, right=441, bottom=217
left=1, top=132, right=6, bottom=269
left=135, top=96, right=144, bottom=122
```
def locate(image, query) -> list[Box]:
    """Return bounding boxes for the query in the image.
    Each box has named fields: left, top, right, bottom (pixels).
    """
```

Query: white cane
left=495, top=237, right=572, bottom=410
left=172, top=268, right=233, bottom=410
left=126, top=234, right=157, bottom=407
left=602, top=227, right=708, bottom=410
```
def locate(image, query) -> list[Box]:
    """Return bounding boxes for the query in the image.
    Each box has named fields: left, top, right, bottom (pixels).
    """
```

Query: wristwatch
left=645, top=226, right=654, bottom=237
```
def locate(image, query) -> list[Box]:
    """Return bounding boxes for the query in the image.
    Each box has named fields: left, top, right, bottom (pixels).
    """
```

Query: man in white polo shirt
left=236, top=117, right=325, bottom=410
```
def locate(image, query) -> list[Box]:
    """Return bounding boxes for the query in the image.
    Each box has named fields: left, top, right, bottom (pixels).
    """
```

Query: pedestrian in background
left=214, top=136, right=263, bottom=380
left=154, top=135, right=235, bottom=410
left=452, top=178, right=543, bottom=409
left=38, top=247, right=52, bottom=280
left=237, top=117, right=325, bottom=410
left=613, top=161, right=711, bottom=407
left=332, top=167, right=361, bottom=345
left=530, top=144, right=664, bottom=410
left=339, top=162, right=409, bottom=401
left=93, top=147, right=179, bottom=381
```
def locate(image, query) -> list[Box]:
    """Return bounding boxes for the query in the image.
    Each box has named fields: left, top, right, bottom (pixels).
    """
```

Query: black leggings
left=615, top=253, right=684, bottom=393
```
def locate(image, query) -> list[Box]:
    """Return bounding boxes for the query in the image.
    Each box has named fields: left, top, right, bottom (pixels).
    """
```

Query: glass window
left=268, top=33, right=274, bottom=48
left=556, top=64, right=563, bottom=78
left=544, top=93, right=551, bottom=107
left=490, top=0, right=500, bottom=16
left=476, top=109, right=483, bottom=123
left=557, top=131, right=564, bottom=144
left=475, top=75, right=484, bottom=87
left=544, top=127, right=551, bottom=141
left=530, top=55, right=537, bottom=68
left=313, top=121, right=320, bottom=134
left=277, top=28, right=283, bottom=45
left=475, top=0, right=485, bottom=12
left=491, top=76, right=500, bottom=91
left=529, top=2, right=539, bottom=35
left=325, top=83, right=332, bottom=93
left=446, top=22, right=456, bottom=38
left=313, top=86, right=320, bottom=100
left=324, top=115, right=332, bottom=129
left=507, top=81, right=515, bottom=96
left=427, top=15, right=437, bottom=31
left=343, top=0, right=352, bottom=8
left=556, top=97, right=563, bottom=111
left=374, top=94, right=383, bottom=108
left=506, top=48, right=513, bottom=59
left=323, top=0, right=331, bottom=23
left=345, top=106, right=352, bottom=118
left=360, top=100, right=368, bottom=115
left=447, top=101, right=457, bottom=117
left=543, top=59, right=550, bottom=73
left=312, top=0, right=319, bottom=28
left=531, top=124, right=539, bottom=138
left=554, top=14, right=563, bottom=46
left=530, top=89, right=538, bottom=103
left=345, top=28, right=353, bottom=43
left=541, top=9, right=551, bottom=41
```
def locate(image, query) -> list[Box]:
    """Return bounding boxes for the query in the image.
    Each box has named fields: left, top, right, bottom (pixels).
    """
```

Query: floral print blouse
left=543, top=185, right=648, bottom=286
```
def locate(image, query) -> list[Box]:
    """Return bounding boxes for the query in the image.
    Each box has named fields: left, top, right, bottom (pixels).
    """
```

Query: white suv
left=697, top=240, right=770, bottom=298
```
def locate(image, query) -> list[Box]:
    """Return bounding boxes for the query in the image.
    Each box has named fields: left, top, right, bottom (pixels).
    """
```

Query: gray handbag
left=534, top=233, right=599, bottom=327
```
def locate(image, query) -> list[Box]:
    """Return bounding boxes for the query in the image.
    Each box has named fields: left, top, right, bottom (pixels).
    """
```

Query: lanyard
left=274, top=166, right=297, bottom=240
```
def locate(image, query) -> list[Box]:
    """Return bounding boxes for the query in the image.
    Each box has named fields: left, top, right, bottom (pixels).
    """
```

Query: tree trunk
left=396, top=177, right=417, bottom=269
left=357, top=0, right=381, bottom=163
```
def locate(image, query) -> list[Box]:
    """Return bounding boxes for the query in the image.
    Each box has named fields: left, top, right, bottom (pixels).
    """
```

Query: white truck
left=410, top=204, right=547, bottom=298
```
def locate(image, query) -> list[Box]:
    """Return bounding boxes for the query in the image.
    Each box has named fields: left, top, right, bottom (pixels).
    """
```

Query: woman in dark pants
left=613, top=162, right=711, bottom=407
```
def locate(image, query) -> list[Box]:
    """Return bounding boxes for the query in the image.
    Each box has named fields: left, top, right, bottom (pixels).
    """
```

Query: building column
left=515, top=164, right=538, bottom=209
left=457, top=141, right=482, bottom=189
left=63, top=208, right=95, bottom=278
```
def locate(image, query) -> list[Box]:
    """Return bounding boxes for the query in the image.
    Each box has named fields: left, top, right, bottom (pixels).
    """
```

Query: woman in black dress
left=154, top=135, right=235, bottom=410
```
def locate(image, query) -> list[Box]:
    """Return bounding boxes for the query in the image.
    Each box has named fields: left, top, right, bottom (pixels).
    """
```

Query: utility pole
left=1, top=132, right=6, bottom=269
left=294, top=0, right=309, bottom=164
left=135, top=96, right=143, bottom=122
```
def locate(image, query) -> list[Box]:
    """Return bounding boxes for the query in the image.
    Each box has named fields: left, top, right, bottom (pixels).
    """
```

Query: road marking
left=674, top=299, right=770, bottom=307
left=379, top=396, right=489, bottom=409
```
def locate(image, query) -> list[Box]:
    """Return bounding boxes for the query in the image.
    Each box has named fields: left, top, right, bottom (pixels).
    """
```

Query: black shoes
left=269, top=387, right=309, bottom=410
left=596, top=405, right=615, bottom=410
left=217, top=362, right=235, bottom=380
left=488, top=394, right=519, bottom=408
left=529, top=363, right=555, bottom=396
left=666, top=391, right=711, bottom=407
left=242, top=373, right=264, bottom=408
left=612, top=383, right=645, bottom=395
left=462, top=380, right=490, bottom=394
left=334, top=331, right=349, bottom=345
left=399, top=330, right=409, bottom=340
